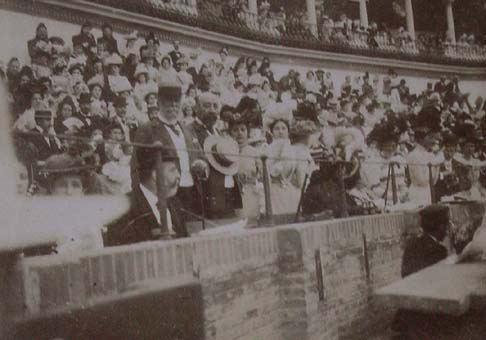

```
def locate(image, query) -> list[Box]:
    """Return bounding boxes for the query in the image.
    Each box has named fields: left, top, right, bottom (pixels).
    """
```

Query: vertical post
left=428, top=163, right=436, bottom=204
left=359, top=0, right=369, bottom=28
left=189, top=0, right=197, bottom=7
left=306, top=0, right=318, bottom=37
left=261, top=155, right=274, bottom=226
left=154, top=146, right=171, bottom=240
left=391, top=162, right=398, bottom=205
left=338, top=163, right=349, bottom=217
left=404, top=0, right=415, bottom=40
left=445, top=0, right=456, bottom=44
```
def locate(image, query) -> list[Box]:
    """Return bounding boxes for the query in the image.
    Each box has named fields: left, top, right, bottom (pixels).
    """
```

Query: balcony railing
left=65, top=0, right=486, bottom=66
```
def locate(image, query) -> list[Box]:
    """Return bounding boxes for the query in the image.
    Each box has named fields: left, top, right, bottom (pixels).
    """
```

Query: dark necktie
left=162, top=122, right=181, bottom=136
left=48, top=136, right=57, bottom=150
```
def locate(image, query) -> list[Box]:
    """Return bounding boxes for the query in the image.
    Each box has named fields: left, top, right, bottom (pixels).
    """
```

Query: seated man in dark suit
left=25, top=109, right=62, bottom=162
left=105, top=138, right=188, bottom=246
left=393, top=204, right=450, bottom=339
left=401, top=205, right=449, bottom=277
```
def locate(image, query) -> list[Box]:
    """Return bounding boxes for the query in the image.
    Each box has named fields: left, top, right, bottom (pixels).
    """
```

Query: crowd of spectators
left=84, top=0, right=486, bottom=64
left=3, top=21, right=486, bottom=245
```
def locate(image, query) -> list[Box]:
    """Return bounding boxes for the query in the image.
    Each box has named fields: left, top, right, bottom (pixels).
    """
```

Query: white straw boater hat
left=204, top=135, right=240, bottom=176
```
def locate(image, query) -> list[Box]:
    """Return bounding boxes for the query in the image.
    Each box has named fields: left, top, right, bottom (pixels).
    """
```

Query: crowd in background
left=3, top=20, right=486, bottom=233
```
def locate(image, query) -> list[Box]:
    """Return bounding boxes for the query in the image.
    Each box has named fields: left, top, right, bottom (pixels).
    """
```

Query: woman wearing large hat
left=38, top=153, right=104, bottom=253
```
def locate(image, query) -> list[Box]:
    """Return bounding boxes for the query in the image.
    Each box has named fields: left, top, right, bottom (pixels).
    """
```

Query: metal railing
left=81, top=0, right=486, bottom=66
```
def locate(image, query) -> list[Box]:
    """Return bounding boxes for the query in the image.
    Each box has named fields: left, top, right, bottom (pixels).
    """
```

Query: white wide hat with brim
left=204, top=135, right=240, bottom=176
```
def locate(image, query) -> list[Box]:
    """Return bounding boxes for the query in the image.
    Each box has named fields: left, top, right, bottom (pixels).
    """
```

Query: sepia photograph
left=0, top=0, right=486, bottom=339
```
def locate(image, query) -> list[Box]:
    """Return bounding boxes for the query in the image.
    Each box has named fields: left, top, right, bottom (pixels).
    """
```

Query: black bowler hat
left=158, top=85, right=182, bottom=102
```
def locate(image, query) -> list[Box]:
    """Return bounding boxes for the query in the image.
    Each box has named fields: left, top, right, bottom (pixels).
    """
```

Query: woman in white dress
left=228, top=112, right=263, bottom=223
left=266, top=115, right=316, bottom=216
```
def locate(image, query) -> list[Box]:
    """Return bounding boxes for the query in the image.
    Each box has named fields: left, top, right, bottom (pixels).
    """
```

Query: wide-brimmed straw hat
left=203, top=135, right=240, bottom=176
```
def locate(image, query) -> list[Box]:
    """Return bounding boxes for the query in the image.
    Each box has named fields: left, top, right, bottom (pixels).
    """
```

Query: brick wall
left=6, top=206, right=484, bottom=340
left=1, top=212, right=418, bottom=340
left=2, top=205, right=480, bottom=339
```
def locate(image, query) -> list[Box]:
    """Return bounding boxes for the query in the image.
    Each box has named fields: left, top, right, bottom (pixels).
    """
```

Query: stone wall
left=2, top=212, right=423, bottom=340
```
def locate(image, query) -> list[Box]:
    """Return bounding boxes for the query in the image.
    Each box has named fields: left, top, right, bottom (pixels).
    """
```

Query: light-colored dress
left=236, top=144, right=263, bottom=222
left=267, top=139, right=312, bottom=216
left=407, top=144, right=440, bottom=207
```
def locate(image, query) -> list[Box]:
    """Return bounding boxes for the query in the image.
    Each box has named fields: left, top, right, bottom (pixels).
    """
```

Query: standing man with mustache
left=186, top=92, right=243, bottom=219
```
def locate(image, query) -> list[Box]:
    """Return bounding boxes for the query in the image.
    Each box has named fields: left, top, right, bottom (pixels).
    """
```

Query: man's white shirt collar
left=139, top=184, right=174, bottom=234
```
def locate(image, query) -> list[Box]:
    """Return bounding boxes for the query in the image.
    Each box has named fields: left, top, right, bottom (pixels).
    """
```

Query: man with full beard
left=130, top=85, right=208, bottom=217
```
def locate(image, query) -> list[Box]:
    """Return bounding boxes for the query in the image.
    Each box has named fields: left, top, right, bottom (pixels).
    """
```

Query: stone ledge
left=2, top=0, right=485, bottom=78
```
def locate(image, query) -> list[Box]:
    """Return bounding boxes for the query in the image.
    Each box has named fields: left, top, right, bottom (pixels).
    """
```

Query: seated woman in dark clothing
left=302, top=159, right=347, bottom=219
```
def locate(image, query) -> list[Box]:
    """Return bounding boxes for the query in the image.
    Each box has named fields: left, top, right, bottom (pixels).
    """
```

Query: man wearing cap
left=106, top=139, right=187, bottom=246
left=111, top=96, right=135, bottom=142
left=393, top=205, right=450, bottom=339
left=132, top=84, right=207, bottom=216
left=72, top=21, right=96, bottom=56
left=77, top=93, right=95, bottom=129
left=23, top=109, right=62, bottom=162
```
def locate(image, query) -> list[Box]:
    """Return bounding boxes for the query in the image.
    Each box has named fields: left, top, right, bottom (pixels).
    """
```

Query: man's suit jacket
left=186, top=120, right=242, bottom=218
left=104, top=186, right=188, bottom=246
left=393, top=234, right=449, bottom=337
left=131, top=119, right=204, bottom=189
left=25, top=128, right=62, bottom=161
left=401, top=234, right=448, bottom=278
